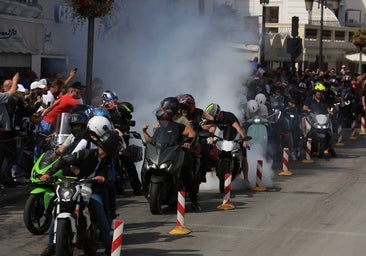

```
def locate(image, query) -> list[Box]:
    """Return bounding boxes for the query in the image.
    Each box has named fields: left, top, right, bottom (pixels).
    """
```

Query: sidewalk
left=0, top=183, right=32, bottom=208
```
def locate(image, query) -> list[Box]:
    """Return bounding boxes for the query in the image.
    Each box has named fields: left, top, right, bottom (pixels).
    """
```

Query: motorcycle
left=246, top=110, right=281, bottom=159
left=141, top=139, right=187, bottom=215
left=53, top=177, right=98, bottom=256
left=201, top=127, right=251, bottom=193
left=303, top=110, right=333, bottom=158
left=23, top=113, right=70, bottom=235
left=279, top=106, right=302, bottom=160
left=23, top=150, right=64, bottom=235
left=115, top=131, right=142, bottom=194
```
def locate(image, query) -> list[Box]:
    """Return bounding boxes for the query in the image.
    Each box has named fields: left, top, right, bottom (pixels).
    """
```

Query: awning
left=0, top=17, right=43, bottom=54
left=344, top=52, right=366, bottom=63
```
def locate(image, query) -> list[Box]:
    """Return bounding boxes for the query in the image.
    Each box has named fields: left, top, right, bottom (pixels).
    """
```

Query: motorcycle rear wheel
left=149, top=183, right=162, bottom=214
left=55, top=218, right=74, bottom=256
left=23, top=194, right=52, bottom=235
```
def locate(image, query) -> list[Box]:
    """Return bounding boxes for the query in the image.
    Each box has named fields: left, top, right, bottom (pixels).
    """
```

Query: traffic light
left=291, top=16, right=299, bottom=37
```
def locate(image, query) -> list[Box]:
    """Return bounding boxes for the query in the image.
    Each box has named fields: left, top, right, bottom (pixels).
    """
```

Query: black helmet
left=68, top=112, right=88, bottom=127
left=96, top=131, right=122, bottom=159
left=155, top=97, right=179, bottom=121
left=118, top=102, right=134, bottom=113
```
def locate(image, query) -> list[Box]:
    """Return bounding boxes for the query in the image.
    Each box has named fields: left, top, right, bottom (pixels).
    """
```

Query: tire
left=23, top=194, right=52, bottom=235
left=55, top=218, right=74, bottom=256
left=149, top=183, right=162, bottom=214
left=217, top=160, right=230, bottom=193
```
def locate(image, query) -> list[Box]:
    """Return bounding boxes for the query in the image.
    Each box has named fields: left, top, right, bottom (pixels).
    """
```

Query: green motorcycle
left=23, top=150, right=64, bottom=235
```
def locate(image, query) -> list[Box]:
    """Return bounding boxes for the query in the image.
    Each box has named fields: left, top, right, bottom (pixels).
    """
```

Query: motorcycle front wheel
left=149, top=182, right=162, bottom=214
left=23, top=194, right=52, bottom=235
left=55, top=218, right=74, bottom=256
left=217, top=160, right=230, bottom=193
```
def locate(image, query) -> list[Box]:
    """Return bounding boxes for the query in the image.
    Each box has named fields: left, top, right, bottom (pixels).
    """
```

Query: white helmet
left=255, top=93, right=266, bottom=105
left=87, top=116, right=114, bottom=138
left=247, top=99, right=259, bottom=114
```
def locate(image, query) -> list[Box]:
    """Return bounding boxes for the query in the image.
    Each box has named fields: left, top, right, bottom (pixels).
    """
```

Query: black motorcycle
left=141, top=139, right=186, bottom=214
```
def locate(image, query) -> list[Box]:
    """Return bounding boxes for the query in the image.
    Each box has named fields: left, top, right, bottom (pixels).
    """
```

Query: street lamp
left=304, top=0, right=340, bottom=71
left=260, top=0, right=269, bottom=66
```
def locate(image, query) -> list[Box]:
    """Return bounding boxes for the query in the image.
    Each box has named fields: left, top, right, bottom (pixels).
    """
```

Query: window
left=266, top=6, right=279, bottom=23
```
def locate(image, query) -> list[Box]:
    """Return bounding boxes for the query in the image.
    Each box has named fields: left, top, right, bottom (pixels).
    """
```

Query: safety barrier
left=360, top=116, right=366, bottom=135
left=251, top=160, right=266, bottom=192
left=111, top=219, right=124, bottom=256
left=217, top=173, right=235, bottom=210
left=349, top=120, right=357, bottom=140
left=278, top=147, right=292, bottom=176
left=302, top=138, right=314, bottom=163
left=169, top=190, right=191, bottom=235
left=335, top=124, right=344, bottom=146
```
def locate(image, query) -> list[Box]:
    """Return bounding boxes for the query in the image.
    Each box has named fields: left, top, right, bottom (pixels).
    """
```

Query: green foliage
left=352, top=29, right=366, bottom=49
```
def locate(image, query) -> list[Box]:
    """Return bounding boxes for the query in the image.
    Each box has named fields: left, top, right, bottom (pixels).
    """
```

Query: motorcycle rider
left=101, top=90, right=142, bottom=195
left=39, top=130, right=122, bottom=256
left=204, top=103, right=250, bottom=189
left=301, top=82, right=336, bottom=157
left=115, top=101, right=142, bottom=195
left=141, top=97, right=201, bottom=211
left=176, top=94, right=211, bottom=183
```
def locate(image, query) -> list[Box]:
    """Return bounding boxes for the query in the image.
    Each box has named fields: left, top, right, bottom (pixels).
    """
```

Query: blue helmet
left=92, top=106, right=111, bottom=119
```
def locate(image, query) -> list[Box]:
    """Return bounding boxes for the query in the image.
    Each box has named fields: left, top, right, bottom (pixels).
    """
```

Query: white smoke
left=61, top=0, right=273, bottom=188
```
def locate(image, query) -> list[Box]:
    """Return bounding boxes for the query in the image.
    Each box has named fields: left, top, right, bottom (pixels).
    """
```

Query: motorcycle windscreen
left=54, top=113, right=71, bottom=146
left=144, top=143, right=185, bottom=176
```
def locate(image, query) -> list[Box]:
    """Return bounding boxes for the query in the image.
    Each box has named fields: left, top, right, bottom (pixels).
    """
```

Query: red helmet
left=176, top=94, right=196, bottom=114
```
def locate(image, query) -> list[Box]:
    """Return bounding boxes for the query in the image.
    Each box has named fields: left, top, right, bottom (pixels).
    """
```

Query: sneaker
left=40, top=245, right=55, bottom=256
left=190, top=203, right=202, bottom=212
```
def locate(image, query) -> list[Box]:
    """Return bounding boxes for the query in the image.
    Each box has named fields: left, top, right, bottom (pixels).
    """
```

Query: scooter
left=53, top=177, right=98, bottom=256
left=141, top=139, right=186, bottom=215
left=304, top=110, right=332, bottom=158
left=246, top=110, right=281, bottom=158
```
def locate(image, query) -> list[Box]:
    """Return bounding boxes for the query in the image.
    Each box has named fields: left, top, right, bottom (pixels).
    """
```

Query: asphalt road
left=1, top=130, right=366, bottom=256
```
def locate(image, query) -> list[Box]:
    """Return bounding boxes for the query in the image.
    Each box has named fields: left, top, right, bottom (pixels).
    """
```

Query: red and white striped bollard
left=278, top=147, right=292, bottom=176
left=111, top=219, right=124, bottom=256
left=169, top=190, right=191, bottom=235
left=217, top=173, right=235, bottom=210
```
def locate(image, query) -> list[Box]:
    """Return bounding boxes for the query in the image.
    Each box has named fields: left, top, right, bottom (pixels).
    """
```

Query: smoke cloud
left=62, top=0, right=273, bottom=188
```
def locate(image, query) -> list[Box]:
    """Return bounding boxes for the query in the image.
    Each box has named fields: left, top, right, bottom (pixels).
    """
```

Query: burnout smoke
left=62, top=0, right=270, bottom=186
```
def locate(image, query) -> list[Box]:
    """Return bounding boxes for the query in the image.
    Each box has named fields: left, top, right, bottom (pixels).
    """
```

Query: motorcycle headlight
left=145, top=160, right=157, bottom=169
left=159, top=162, right=171, bottom=169
left=315, top=124, right=322, bottom=129
left=60, top=187, right=74, bottom=202
left=253, top=118, right=261, bottom=123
